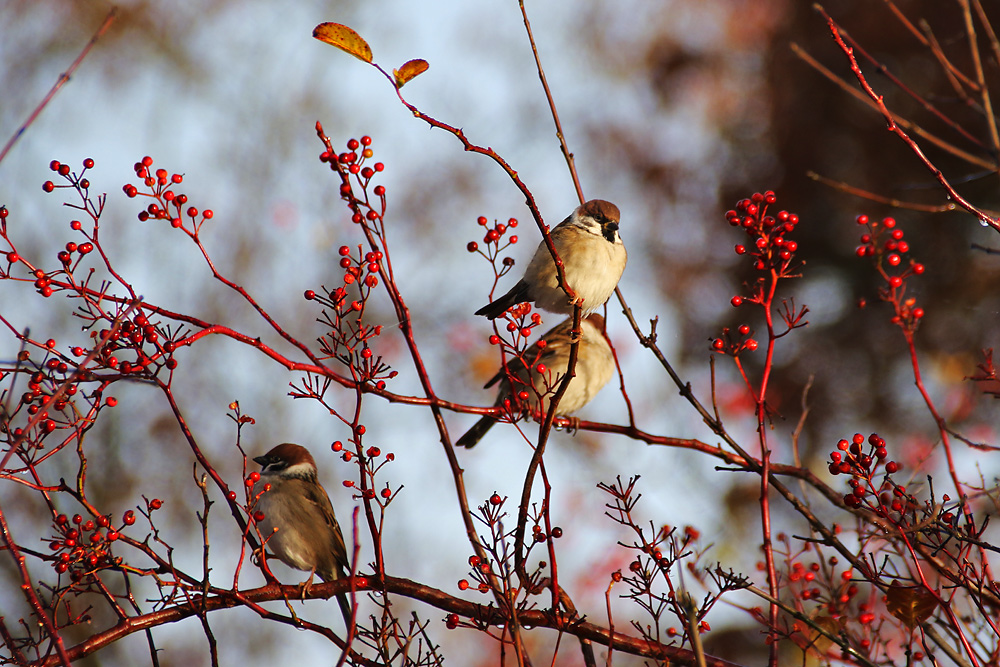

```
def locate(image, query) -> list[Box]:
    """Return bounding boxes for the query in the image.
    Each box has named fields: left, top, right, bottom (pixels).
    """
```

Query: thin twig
left=0, top=8, right=118, bottom=165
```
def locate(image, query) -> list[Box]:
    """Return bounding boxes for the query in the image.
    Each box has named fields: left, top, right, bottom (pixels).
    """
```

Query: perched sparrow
left=475, top=199, right=626, bottom=319
left=457, top=314, right=615, bottom=448
left=253, top=443, right=352, bottom=625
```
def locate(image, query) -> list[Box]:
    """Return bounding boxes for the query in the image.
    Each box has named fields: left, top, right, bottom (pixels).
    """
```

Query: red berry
left=43, top=181, right=55, bottom=192
left=730, top=296, right=743, bottom=307
left=83, top=158, right=95, bottom=169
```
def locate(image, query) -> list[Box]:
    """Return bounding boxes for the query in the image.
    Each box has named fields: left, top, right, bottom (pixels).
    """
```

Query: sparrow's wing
left=298, top=478, right=350, bottom=573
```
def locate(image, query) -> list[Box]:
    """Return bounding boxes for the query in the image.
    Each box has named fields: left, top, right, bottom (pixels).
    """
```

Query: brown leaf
left=885, top=583, right=938, bottom=629
left=393, top=59, right=429, bottom=88
left=313, top=23, right=372, bottom=63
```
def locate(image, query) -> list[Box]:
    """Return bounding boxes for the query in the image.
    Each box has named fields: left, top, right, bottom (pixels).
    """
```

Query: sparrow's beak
left=252, top=455, right=268, bottom=467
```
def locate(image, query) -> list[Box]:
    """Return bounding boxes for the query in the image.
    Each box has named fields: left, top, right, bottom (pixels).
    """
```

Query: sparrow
left=475, top=199, right=626, bottom=319
left=253, top=443, right=352, bottom=625
left=457, top=313, right=615, bottom=448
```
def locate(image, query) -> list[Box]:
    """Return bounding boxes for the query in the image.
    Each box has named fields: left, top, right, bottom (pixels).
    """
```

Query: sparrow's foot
left=297, top=570, right=317, bottom=601
left=557, top=416, right=581, bottom=434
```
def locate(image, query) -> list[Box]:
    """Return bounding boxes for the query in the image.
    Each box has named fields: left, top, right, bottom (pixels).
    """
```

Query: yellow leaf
left=885, top=583, right=938, bottom=629
left=393, top=59, right=429, bottom=88
left=313, top=23, right=372, bottom=63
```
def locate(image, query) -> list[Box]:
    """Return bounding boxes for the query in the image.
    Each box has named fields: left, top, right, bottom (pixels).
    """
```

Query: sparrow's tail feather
left=336, top=591, right=353, bottom=629
left=456, top=416, right=497, bottom=448
left=475, top=281, right=529, bottom=319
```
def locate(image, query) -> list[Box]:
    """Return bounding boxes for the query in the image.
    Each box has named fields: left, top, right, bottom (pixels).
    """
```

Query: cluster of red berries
left=307, top=245, right=394, bottom=386
left=332, top=440, right=396, bottom=501
left=306, top=138, right=399, bottom=392
left=54, top=236, right=95, bottom=274
left=76, top=310, right=179, bottom=377
left=711, top=324, right=758, bottom=355
left=855, top=215, right=925, bottom=326
left=531, top=522, right=563, bottom=543
left=47, top=506, right=147, bottom=581
left=320, top=136, right=386, bottom=212
left=726, top=191, right=800, bottom=277
left=487, top=303, right=545, bottom=403
left=716, top=191, right=803, bottom=352
left=125, top=156, right=213, bottom=229
left=42, top=158, right=95, bottom=194
left=305, top=246, right=382, bottom=306
left=489, top=303, right=541, bottom=342
left=854, top=215, right=921, bottom=273
left=339, top=245, right=382, bottom=290
left=28, top=162, right=107, bottom=298
left=7, top=330, right=142, bottom=448
left=11, top=359, right=77, bottom=444
left=457, top=554, right=493, bottom=595
left=467, top=215, right=519, bottom=260
left=828, top=433, right=904, bottom=510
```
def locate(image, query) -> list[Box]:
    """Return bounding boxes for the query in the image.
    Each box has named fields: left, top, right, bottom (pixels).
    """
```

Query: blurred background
left=1, top=0, right=998, bottom=664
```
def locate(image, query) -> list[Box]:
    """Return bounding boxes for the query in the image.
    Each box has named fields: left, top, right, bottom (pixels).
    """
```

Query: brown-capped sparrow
left=475, top=199, right=626, bottom=319
left=253, top=443, right=352, bottom=625
left=457, top=313, right=615, bottom=448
